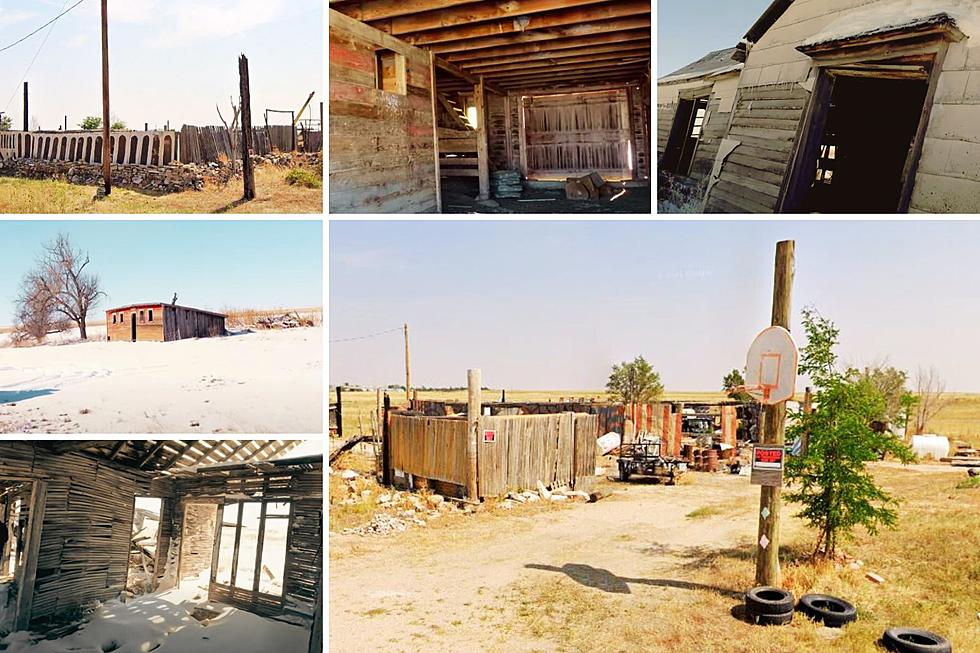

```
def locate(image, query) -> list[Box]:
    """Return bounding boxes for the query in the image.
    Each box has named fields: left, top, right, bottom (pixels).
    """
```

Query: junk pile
left=491, top=169, right=523, bottom=198
left=565, top=172, right=623, bottom=201
left=254, top=312, right=315, bottom=329
left=943, top=439, right=980, bottom=468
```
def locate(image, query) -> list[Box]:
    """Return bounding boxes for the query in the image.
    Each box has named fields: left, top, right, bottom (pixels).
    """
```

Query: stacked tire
left=744, top=586, right=794, bottom=626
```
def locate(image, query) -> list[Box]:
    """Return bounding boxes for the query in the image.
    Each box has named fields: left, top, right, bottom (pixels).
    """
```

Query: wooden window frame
left=375, top=49, right=407, bottom=96
left=778, top=18, right=965, bottom=213
left=663, top=85, right=712, bottom=177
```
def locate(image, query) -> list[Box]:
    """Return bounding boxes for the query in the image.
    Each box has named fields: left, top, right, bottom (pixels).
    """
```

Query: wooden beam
left=47, top=441, right=107, bottom=454
left=466, top=48, right=650, bottom=76
left=334, top=0, right=484, bottom=22
left=434, top=56, right=504, bottom=95
left=107, top=440, right=127, bottom=460
left=462, top=41, right=650, bottom=70
left=430, top=16, right=651, bottom=55
left=437, top=93, right=472, bottom=130
left=430, top=51, right=443, bottom=213
left=139, top=441, right=169, bottom=469
left=507, top=80, right=640, bottom=96
left=14, top=480, right=46, bottom=631
left=475, top=77, right=490, bottom=200
left=401, top=0, right=650, bottom=46
left=161, top=440, right=200, bottom=470
left=372, top=0, right=611, bottom=36
left=494, top=66, right=648, bottom=87
left=446, top=29, right=650, bottom=62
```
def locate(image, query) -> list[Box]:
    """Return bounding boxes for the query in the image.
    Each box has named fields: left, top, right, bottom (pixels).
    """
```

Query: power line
left=3, top=0, right=72, bottom=114
left=0, top=0, right=86, bottom=54
left=329, top=327, right=403, bottom=343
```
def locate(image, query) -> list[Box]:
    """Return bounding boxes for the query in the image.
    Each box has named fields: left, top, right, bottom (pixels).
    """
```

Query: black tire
left=745, top=586, right=794, bottom=615
left=618, top=464, right=631, bottom=482
left=882, top=628, right=952, bottom=653
left=797, top=593, right=857, bottom=628
left=752, top=611, right=793, bottom=626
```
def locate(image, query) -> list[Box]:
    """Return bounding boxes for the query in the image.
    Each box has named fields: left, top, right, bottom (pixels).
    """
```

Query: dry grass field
left=0, top=165, right=321, bottom=214
left=333, top=389, right=980, bottom=447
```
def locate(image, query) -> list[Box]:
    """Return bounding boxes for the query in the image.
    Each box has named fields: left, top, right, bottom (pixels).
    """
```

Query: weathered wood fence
left=178, top=125, right=322, bottom=164
left=387, top=412, right=597, bottom=498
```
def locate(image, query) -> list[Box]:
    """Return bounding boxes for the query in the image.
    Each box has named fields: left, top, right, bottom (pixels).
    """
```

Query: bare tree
left=25, top=234, right=105, bottom=340
left=12, top=274, right=65, bottom=345
left=912, top=366, right=951, bottom=435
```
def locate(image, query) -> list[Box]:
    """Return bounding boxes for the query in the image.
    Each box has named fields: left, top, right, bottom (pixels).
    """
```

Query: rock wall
left=0, top=159, right=226, bottom=193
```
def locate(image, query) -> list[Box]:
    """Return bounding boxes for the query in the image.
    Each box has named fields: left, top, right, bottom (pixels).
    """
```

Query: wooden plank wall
left=438, top=127, right=479, bottom=178
left=178, top=126, right=273, bottom=164
left=164, top=306, right=226, bottom=340
left=630, top=84, right=651, bottom=179
left=487, top=93, right=510, bottom=171
left=688, top=94, right=727, bottom=181
left=477, top=413, right=597, bottom=497
left=389, top=415, right=468, bottom=486
left=704, top=82, right=809, bottom=213
left=329, top=9, right=438, bottom=213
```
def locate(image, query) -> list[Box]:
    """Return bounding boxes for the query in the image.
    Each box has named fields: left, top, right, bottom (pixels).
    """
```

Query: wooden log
left=239, top=55, right=256, bottom=201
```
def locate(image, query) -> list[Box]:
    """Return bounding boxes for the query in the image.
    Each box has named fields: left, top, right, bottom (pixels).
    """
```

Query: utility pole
left=239, top=54, right=256, bottom=201
left=755, top=240, right=795, bottom=587
left=23, top=82, right=29, bottom=132
left=466, top=369, right=481, bottom=501
left=100, top=0, right=112, bottom=195
left=403, top=323, right=412, bottom=403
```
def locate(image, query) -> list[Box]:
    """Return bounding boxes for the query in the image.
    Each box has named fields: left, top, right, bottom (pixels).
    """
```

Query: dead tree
left=12, top=275, right=69, bottom=345
left=912, top=366, right=951, bottom=435
left=25, top=234, right=105, bottom=340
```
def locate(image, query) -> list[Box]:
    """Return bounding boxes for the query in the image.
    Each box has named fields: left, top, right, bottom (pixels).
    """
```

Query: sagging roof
left=659, top=47, right=743, bottom=84
left=107, top=303, right=227, bottom=318
left=41, top=440, right=305, bottom=472
left=330, top=0, right=651, bottom=94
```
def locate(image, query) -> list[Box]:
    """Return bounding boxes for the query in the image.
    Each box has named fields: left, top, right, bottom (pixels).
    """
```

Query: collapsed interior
left=0, top=441, right=322, bottom=653
left=329, top=0, right=652, bottom=214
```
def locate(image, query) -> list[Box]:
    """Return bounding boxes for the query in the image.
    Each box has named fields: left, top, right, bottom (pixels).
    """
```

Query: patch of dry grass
left=497, top=465, right=980, bottom=653
left=0, top=165, right=321, bottom=214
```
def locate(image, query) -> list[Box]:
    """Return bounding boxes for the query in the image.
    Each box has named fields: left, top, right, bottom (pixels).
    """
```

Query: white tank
left=910, top=434, right=950, bottom=460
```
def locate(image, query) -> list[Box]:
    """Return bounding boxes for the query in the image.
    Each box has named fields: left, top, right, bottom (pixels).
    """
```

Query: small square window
left=112, top=314, right=116, bottom=324
left=376, top=49, right=406, bottom=95
left=140, top=310, right=145, bottom=323
left=149, top=309, right=153, bottom=322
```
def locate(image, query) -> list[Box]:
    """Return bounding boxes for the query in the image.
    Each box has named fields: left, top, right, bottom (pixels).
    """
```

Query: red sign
left=483, top=429, right=496, bottom=443
left=753, top=446, right=784, bottom=470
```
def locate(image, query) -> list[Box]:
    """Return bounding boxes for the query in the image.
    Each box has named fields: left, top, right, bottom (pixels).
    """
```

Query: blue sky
left=0, top=220, right=322, bottom=323
left=330, top=221, right=980, bottom=392
left=659, top=0, right=773, bottom=76
left=0, top=0, right=321, bottom=130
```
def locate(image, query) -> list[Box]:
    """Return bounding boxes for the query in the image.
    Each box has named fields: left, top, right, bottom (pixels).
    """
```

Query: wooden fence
left=178, top=125, right=322, bottom=164
left=387, top=412, right=596, bottom=498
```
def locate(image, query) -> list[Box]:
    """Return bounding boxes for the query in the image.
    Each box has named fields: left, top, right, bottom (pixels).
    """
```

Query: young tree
left=79, top=116, right=102, bottom=130
left=785, top=307, right=914, bottom=559
left=110, top=120, right=127, bottom=130
left=607, top=356, right=664, bottom=406
left=0, top=115, right=11, bottom=131
left=722, top=368, right=753, bottom=402
left=911, top=366, right=951, bottom=435
left=856, top=363, right=914, bottom=426
left=24, top=234, right=105, bottom=340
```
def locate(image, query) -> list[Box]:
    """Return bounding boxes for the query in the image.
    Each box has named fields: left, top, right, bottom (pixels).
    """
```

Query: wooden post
left=14, top=480, right=47, bottom=631
left=403, top=323, right=412, bottom=403
left=100, top=0, right=112, bottom=195
left=335, top=386, right=343, bottom=438
left=475, top=76, right=490, bottom=200
left=429, top=52, right=443, bottom=213
left=382, top=393, right=392, bottom=486
left=467, top=369, right=481, bottom=500
left=801, top=386, right=813, bottom=455
left=755, top=240, right=795, bottom=587
left=239, top=54, right=256, bottom=201
left=23, top=82, right=28, bottom=132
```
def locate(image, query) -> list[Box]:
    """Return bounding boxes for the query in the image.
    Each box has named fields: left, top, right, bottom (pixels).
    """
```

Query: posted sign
left=751, top=445, right=784, bottom=487
left=483, top=429, right=496, bottom=444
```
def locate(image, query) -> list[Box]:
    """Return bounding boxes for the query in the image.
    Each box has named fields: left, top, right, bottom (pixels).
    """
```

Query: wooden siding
left=329, top=8, right=438, bottom=214
left=477, top=413, right=597, bottom=497
left=106, top=305, right=224, bottom=342
left=630, top=83, right=651, bottom=179
left=705, top=83, right=809, bottom=213
left=163, top=305, right=226, bottom=341
left=389, top=415, right=469, bottom=486
left=487, top=92, right=509, bottom=170
left=437, top=127, right=479, bottom=178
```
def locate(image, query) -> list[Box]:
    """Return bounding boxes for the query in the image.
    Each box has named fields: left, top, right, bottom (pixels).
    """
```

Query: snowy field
left=0, top=580, right=309, bottom=653
left=0, top=326, right=322, bottom=433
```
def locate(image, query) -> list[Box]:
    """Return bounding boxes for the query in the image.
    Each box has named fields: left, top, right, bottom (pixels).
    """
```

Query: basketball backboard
left=744, top=326, right=798, bottom=404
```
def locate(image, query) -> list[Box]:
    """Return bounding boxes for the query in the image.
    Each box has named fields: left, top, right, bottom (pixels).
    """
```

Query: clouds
left=0, top=8, right=35, bottom=28
left=144, top=0, right=289, bottom=47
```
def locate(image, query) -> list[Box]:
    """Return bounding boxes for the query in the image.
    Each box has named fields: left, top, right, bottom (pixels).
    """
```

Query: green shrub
left=285, top=168, right=321, bottom=189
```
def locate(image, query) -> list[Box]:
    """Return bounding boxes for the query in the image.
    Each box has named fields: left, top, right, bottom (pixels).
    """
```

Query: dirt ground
left=329, top=464, right=979, bottom=653
left=441, top=178, right=651, bottom=214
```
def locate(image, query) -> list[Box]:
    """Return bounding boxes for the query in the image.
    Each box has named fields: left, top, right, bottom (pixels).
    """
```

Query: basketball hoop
left=741, top=326, right=798, bottom=405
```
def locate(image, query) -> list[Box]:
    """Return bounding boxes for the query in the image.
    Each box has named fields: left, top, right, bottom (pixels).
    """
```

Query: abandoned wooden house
left=329, top=0, right=652, bottom=214
left=660, top=0, right=980, bottom=214
left=0, top=440, right=321, bottom=651
left=106, top=303, right=227, bottom=342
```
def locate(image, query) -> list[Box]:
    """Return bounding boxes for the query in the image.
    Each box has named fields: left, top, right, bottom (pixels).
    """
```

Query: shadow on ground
left=525, top=562, right=743, bottom=599
left=0, top=389, right=56, bottom=405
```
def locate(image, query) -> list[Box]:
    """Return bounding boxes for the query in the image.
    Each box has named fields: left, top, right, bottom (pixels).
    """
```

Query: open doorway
left=127, top=497, right=162, bottom=595
left=662, top=95, right=708, bottom=177
left=796, top=75, right=928, bottom=213
left=0, top=479, right=41, bottom=635
left=177, top=502, right=218, bottom=592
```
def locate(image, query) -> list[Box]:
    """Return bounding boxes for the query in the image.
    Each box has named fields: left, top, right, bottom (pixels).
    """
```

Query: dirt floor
left=329, top=463, right=980, bottom=653
left=0, top=164, right=322, bottom=214
left=441, top=178, right=651, bottom=214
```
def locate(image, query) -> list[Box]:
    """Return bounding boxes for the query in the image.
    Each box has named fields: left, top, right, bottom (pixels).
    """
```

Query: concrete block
left=740, top=67, right=763, bottom=88
left=943, top=139, right=980, bottom=182
left=963, top=72, right=980, bottom=102
left=909, top=172, right=980, bottom=213
left=926, top=104, right=980, bottom=144
left=916, top=137, right=952, bottom=177
left=935, top=71, right=969, bottom=103
left=944, top=43, right=968, bottom=71
left=778, top=60, right=812, bottom=84
left=965, top=43, right=980, bottom=71
left=758, top=65, right=783, bottom=86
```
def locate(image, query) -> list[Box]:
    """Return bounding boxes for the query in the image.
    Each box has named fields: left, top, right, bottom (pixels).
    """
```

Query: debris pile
left=491, top=169, right=523, bottom=198
left=943, top=440, right=980, bottom=468
left=565, top=172, right=622, bottom=201
left=254, top=313, right=315, bottom=329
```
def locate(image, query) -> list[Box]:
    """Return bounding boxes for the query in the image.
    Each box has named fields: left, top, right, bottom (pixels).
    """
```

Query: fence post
left=382, top=393, right=392, bottom=486
left=467, top=369, right=481, bottom=500
left=238, top=54, right=256, bottom=201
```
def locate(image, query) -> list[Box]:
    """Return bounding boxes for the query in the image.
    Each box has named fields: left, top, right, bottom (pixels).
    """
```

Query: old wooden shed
left=329, top=0, right=652, bottom=213
left=106, top=303, right=226, bottom=342
left=677, top=0, right=980, bottom=214
left=0, top=440, right=321, bottom=647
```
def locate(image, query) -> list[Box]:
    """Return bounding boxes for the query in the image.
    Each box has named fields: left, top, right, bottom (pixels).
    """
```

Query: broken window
left=139, top=310, right=145, bottom=323
left=213, top=500, right=291, bottom=598
left=662, top=96, right=709, bottom=177
left=148, top=309, right=153, bottom=322
left=375, top=49, right=406, bottom=95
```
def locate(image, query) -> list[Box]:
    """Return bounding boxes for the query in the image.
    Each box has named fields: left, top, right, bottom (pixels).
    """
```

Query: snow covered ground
left=0, top=578, right=310, bottom=653
left=0, top=326, right=322, bottom=433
